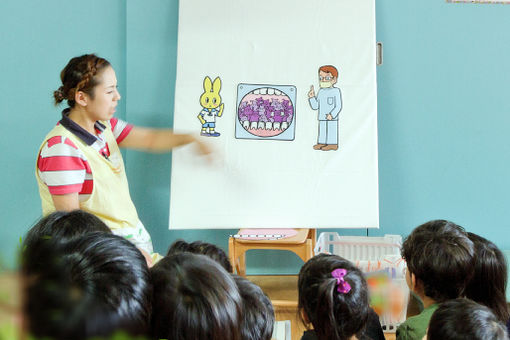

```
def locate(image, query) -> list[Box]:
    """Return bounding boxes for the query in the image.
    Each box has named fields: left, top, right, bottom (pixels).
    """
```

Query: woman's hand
left=190, top=135, right=212, bottom=157
left=120, top=127, right=212, bottom=156
left=138, top=248, right=154, bottom=268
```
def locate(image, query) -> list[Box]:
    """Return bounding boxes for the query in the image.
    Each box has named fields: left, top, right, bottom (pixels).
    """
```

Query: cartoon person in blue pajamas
left=308, top=65, right=342, bottom=151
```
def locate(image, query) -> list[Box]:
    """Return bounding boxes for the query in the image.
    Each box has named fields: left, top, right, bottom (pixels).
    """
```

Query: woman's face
left=85, top=66, right=121, bottom=121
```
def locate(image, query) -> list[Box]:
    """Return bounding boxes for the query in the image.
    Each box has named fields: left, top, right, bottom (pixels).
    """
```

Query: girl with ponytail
left=298, top=253, right=384, bottom=340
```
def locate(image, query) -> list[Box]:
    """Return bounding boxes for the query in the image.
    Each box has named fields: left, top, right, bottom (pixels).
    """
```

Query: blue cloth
left=318, top=120, right=338, bottom=144
left=308, top=87, right=342, bottom=120
left=308, top=87, right=342, bottom=145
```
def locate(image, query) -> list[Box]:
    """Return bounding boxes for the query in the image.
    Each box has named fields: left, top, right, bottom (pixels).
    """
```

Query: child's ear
left=410, top=272, right=418, bottom=291
left=300, top=308, right=310, bottom=324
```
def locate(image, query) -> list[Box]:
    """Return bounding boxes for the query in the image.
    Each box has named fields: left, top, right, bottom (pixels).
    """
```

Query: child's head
left=401, top=219, right=474, bottom=302
left=465, top=232, right=509, bottom=323
left=167, top=239, right=233, bottom=273
left=151, top=253, right=242, bottom=340
left=427, top=298, right=508, bottom=340
left=21, top=232, right=151, bottom=340
left=166, top=239, right=191, bottom=254
left=24, top=210, right=111, bottom=247
left=233, top=275, right=275, bottom=340
left=298, top=254, right=369, bottom=340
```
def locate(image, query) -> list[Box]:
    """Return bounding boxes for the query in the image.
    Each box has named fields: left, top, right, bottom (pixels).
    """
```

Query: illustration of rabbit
left=197, top=76, right=224, bottom=137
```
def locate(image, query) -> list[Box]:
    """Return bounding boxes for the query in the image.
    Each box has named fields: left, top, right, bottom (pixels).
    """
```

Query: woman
left=36, top=54, right=210, bottom=262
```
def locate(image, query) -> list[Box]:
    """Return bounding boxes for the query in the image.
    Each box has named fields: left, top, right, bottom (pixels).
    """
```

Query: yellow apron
left=36, top=122, right=154, bottom=254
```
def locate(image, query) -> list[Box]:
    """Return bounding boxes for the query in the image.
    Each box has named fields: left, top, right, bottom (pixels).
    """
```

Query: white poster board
left=170, top=0, right=379, bottom=229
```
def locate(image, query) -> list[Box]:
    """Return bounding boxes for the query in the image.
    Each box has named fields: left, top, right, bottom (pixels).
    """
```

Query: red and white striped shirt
left=37, top=114, right=133, bottom=201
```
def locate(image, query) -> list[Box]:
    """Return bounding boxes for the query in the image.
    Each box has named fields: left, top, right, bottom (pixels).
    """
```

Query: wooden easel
left=228, top=228, right=316, bottom=276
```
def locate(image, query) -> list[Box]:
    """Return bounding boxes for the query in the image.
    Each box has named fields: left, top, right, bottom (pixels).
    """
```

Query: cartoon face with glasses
left=307, top=65, right=342, bottom=151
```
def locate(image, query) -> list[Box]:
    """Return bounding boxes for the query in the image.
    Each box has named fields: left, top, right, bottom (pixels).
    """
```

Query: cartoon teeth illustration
left=237, top=86, right=295, bottom=138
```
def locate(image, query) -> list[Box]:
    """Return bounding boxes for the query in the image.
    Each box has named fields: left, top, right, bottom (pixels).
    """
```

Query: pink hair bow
left=331, top=268, right=351, bottom=294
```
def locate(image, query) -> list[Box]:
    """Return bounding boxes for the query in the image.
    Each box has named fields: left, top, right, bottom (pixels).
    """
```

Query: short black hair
left=298, top=253, right=369, bottom=340
left=21, top=232, right=151, bottom=340
left=465, top=232, right=510, bottom=323
left=151, top=253, right=242, bottom=340
left=166, top=239, right=191, bottom=255
left=167, top=239, right=233, bottom=273
left=233, top=275, right=275, bottom=340
left=401, top=219, right=474, bottom=302
left=428, top=298, right=508, bottom=340
left=24, top=210, right=111, bottom=247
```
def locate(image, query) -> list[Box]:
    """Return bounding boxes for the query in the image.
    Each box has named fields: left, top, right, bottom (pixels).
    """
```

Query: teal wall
left=0, top=0, right=127, bottom=269
left=1, top=1, right=510, bottom=274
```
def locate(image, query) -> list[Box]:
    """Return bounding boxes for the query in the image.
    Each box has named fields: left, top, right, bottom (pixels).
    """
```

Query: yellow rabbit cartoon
left=198, top=76, right=224, bottom=137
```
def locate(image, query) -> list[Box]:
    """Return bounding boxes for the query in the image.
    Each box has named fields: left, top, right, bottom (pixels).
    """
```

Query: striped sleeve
left=37, top=136, right=91, bottom=195
left=110, top=117, right=133, bottom=144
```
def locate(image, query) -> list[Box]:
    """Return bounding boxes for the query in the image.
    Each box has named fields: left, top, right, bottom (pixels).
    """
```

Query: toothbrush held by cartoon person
left=198, top=76, right=224, bottom=137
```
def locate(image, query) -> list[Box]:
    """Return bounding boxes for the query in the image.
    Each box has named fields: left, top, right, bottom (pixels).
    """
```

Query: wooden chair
left=228, top=229, right=316, bottom=276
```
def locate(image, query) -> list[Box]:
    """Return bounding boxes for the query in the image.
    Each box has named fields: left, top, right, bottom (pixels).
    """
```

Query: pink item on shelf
left=237, top=228, right=298, bottom=240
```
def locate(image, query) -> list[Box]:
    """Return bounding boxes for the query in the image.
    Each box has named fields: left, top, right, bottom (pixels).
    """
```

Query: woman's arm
left=118, top=126, right=211, bottom=155
left=51, top=193, right=80, bottom=211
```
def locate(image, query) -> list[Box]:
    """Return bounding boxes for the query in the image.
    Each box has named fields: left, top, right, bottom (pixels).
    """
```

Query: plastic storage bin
left=315, top=232, right=408, bottom=332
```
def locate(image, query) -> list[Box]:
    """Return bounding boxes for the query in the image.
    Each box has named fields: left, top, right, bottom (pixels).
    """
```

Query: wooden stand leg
left=293, top=239, right=313, bottom=263
left=310, top=229, right=317, bottom=251
left=306, top=239, right=313, bottom=260
left=228, top=237, right=236, bottom=273
left=239, top=251, right=247, bottom=276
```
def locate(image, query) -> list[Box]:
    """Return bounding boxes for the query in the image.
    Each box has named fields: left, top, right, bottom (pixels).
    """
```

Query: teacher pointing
left=36, top=54, right=209, bottom=261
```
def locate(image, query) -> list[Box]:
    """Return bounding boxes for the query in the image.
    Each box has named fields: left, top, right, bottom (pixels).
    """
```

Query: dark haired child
left=427, top=298, right=508, bottom=340
left=396, top=220, right=475, bottom=340
left=22, top=210, right=158, bottom=268
left=21, top=232, right=152, bottom=340
left=1, top=212, right=112, bottom=339
left=233, top=275, right=275, bottom=340
left=465, top=232, right=510, bottom=334
left=167, top=239, right=233, bottom=272
left=150, top=252, right=242, bottom=340
left=298, top=253, right=385, bottom=340
left=24, top=210, right=111, bottom=247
